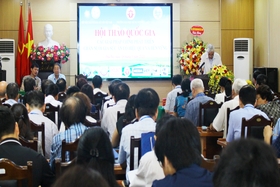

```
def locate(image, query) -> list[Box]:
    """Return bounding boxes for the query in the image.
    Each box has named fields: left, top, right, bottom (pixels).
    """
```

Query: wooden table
left=217, top=138, right=227, bottom=147
left=198, top=127, right=223, bottom=158
left=114, top=163, right=126, bottom=180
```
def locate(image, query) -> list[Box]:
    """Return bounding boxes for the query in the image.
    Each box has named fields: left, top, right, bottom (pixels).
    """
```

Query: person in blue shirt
left=47, top=63, right=66, bottom=84
left=152, top=118, right=213, bottom=187
left=174, top=78, right=191, bottom=117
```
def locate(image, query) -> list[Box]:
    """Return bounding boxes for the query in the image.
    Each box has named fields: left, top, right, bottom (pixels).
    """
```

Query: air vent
left=234, top=40, right=248, bottom=52
left=0, top=41, right=14, bottom=53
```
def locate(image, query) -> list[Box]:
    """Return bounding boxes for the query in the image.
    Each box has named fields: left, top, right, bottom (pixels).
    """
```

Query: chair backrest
left=44, top=103, right=60, bottom=126
left=226, top=106, right=240, bottom=136
left=84, top=118, right=101, bottom=128
left=61, top=138, right=79, bottom=162
left=19, top=137, right=38, bottom=153
left=58, top=92, right=66, bottom=103
left=0, top=158, right=33, bottom=187
left=75, top=74, right=87, bottom=84
left=29, top=121, right=45, bottom=156
left=198, top=100, right=222, bottom=126
left=241, top=115, right=272, bottom=140
left=93, top=92, right=108, bottom=107
left=200, top=157, right=217, bottom=172
left=204, top=90, right=216, bottom=99
left=129, top=136, right=141, bottom=170
left=55, top=158, right=76, bottom=179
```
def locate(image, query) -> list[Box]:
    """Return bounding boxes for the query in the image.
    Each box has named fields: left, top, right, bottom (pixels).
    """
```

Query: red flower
left=38, top=46, right=44, bottom=52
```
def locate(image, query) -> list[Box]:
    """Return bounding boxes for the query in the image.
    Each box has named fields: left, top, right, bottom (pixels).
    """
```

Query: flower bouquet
left=208, top=65, right=234, bottom=93
left=177, top=37, right=207, bottom=75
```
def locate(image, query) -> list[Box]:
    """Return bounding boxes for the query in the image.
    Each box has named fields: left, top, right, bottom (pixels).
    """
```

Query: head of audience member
left=256, top=84, right=273, bottom=106
left=73, top=92, right=91, bottom=115
left=256, top=74, right=267, bottom=88
left=77, top=127, right=118, bottom=187
left=0, top=106, right=18, bottom=141
left=219, top=77, right=232, bottom=97
left=0, top=81, right=7, bottom=99
left=6, top=83, right=19, bottom=101
left=66, top=86, right=80, bottom=97
left=76, top=78, right=88, bottom=89
left=45, top=84, right=59, bottom=100
left=206, top=44, right=215, bottom=59
left=231, top=78, right=247, bottom=97
left=108, top=79, right=122, bottom=96
left=92, top=75, right=103, bottom=89
left=134, top=88, right=159, bottom=120
left=239, top=85, right=256, bottom=108
left=213, top=138, right=280, bottom=187
left=190, top=78, right=204, bottom=98
left=113, top=82, right=130, bottom=102
left=52, top=165, right=109, bottom=187
left=155, top=118, right=201, bottom=176
left=81, top=84, right=94, bottom=104
left=181, top=78, right=191, bottom=97
left=11, top=103, right=33, bottom=140
left=53, top=63, right=61, bottom=77
left=253, top=70, right=262, bottom=85
left=26, top=91, right=45, bottom=112
left=60, top=96, right=87, bottom=128
left=123, top=94, right=137, bottom=124
left=30, top=63, right=39, bottom=78
left=172, top=74, right=182, bottom=87
left=23, top=77, right=35, bottom=93
left=41, top=79, right=54, bottom=95
left=56, top=78, right=67, bottom=93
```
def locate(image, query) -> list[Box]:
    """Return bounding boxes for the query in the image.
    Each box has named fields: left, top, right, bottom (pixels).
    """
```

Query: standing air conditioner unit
left=233, top=38, right=253, bottom=81
left=0, top=39, right=15, bottom=83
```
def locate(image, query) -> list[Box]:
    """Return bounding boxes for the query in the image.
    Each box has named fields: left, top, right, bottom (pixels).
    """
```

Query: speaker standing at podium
left=199, top=44, right=222, bottom=74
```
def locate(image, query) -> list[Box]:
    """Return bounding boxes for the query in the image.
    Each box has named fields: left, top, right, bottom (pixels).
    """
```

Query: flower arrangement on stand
left=208, top=65, right=234, bottom=93
left=177, top=37, right=207, bottom=76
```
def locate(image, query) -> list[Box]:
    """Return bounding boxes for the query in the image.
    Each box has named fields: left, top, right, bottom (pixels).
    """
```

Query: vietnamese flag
left=15, top=5, right=25, bottom=86
left=24, top=4, right=34, bottom=76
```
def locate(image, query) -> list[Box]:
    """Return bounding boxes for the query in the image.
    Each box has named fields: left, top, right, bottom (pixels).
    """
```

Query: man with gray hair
left=199, top=44, right=222, bottom=74
left=210, top=78, right=247, bottom=137
left=184, top=78, right=213, bottom=126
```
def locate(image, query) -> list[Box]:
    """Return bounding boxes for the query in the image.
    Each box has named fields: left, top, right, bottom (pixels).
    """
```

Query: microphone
left=198, top=62, right=205, bottom=70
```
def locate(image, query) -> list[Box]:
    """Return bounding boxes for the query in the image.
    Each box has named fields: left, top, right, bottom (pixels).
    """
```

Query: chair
left=0, top=158, right=33, bottom=187
left=84, top=118, right=101, bottom=127
left=61, top=138, right=79, bottom=162
left=241, top=115, right=273, bottom=140
left=93, top=91, right=108, bottom=107
left=200, top=157, right=216, bottom=172
left=129, top=136, right=141, bottom=170
left=44, top=103, right=60, bottom=127
left=226, top=106, right=240, bottom=136
left=198, top=100, right=222, bottom=126
left=19, top=137, right=38, bottom=153
left=55, top=158, right=76, bottom=179
left=204, top=90, right=216, bottom=99
left=29, top=121, right=45, bottom=156
left=58, top=92, right=66, bottom=102
left=75, top=74, right=87, bottom=85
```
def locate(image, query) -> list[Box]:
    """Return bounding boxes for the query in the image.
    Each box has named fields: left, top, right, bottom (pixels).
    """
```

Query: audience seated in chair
left=118, top=88, right=159, bottom=174
left=47, top=63, right=66, bottom=84
left=41, top=79, right=54, bottom=95
left=213, top=138, right=280, bottom=187
left=75, top=74, right=87, bottom=85
left=20, top=62, right=41, bottom=91
left=0, top=106, right=55, bottom=187
left=214, top=77, right=232, bottom=104
left=81, top=84, right=96, bottom=112
left=152, top=118, right=213, bottom=187
left=76, top=77, right=88, bottom=90
left=102, top=79, right=122, bottom=115
left=101, top=82, right=130, bottom=140
left=92, top=75, right=107, bottom=96
left=26, top=91, right=58, bottom=159
left=3, top=83, right=19, bottom=107
left=56, top=78, right=67, bottom=102
left=226, top=85, right=269, bottom=142
left=45, top=84, right=62, bottom=107
left=184, top=78, right=213, bottom=126
left=164, top=74, right=182, bottom=114
left=210, top=78, right=247, bottom=138
left=66, top=86, right=80, bottom=97
left=174, top=78, right=191, bottom=117
left=76, top=127, right=119, bottom=187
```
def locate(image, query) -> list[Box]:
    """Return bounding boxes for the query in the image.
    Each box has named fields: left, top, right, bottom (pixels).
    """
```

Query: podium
left=191, top=74, right=209, bottom=90
left=0, top=70, right=6, bottom=81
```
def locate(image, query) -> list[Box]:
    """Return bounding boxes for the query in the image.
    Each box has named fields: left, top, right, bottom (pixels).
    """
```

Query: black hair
left=219, top=77, right=232, bottom=97
left=31, top=62, right=39, bottom=69
left=123, top=94, right=137, bottom=124
left=66, top=86, right=80, bottom=97
left=77, top=127, right=118, bottom=187
left=23, top=77, right=35, bottom=92
left=181, top=78, right=191, bottom=97
left=92, top=75, right=102, bottom=88
left=53, top=63, right=61, bottom=70
left=45, top=84, right=59, bottom=97
left=172, top=74, right=182, bottom=86
left=108, top=79, right=122, bottom=96
left=253, top=70, right=262, bottom=80
left=135, top=88, right=160, bottom=118
left=56, top=78, right=66, bottom=92
left=76, top=78, right=88, bottom=89
left=0, top=106, right=16, bottom=138
left=60, top=96, right=87, bottom=128
left=6, top=83, right=19, bottom=100
left=114, top=82, right=130, bottom=102
left=213, top=138, right=280, bottom=187
left=256, top=84, right=273, bottom=102
left=81, top=84, right=94, bottom=104
left=41, top=79, right=54, bottom=95
left=52, top=165, right=109, bottom=187
left=26, top=90, right=45, bottom=109
left=239, top=85, right=256, bottom=105
left=155, top=114, right=175, bottom=136
left=256, top=74, right=268, bottom=86
left=154, top=118, right=201, bottom=171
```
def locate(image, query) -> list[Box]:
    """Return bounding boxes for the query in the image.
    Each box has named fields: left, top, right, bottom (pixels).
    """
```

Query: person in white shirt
left=210, top=78, right=247, bottom=138
left=92, top=75, right=107, bottom=95
left=3, top=83, right=19, bottom=107
left=101, top=82, right=129, bottom=140
left=47, top=63, right=66, bottom=84
left=44, top=84, right=62, bottom=107
left=199, top=44, right=222, bottom=74
left=164, top=74, right=182, bottom=114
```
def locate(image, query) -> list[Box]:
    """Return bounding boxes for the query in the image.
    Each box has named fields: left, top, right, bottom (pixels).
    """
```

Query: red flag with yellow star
left=24, top=4, right=34, bottom=76
left=15, top=4, right=25, bottom=86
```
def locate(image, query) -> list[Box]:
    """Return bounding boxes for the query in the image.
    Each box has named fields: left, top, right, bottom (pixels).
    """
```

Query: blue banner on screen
left=77, top=3, right=173, bottom=80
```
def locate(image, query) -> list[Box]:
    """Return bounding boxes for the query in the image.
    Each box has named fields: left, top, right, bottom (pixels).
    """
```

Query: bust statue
left=38, top=24, right=60, bottom=48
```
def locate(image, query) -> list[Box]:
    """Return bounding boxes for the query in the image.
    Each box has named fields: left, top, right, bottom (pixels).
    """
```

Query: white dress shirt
left=45, top=95, right=62, bottom=107
left=164, top=85, right=182, bottom=112
left=214, top=91, right=225, bottom=104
